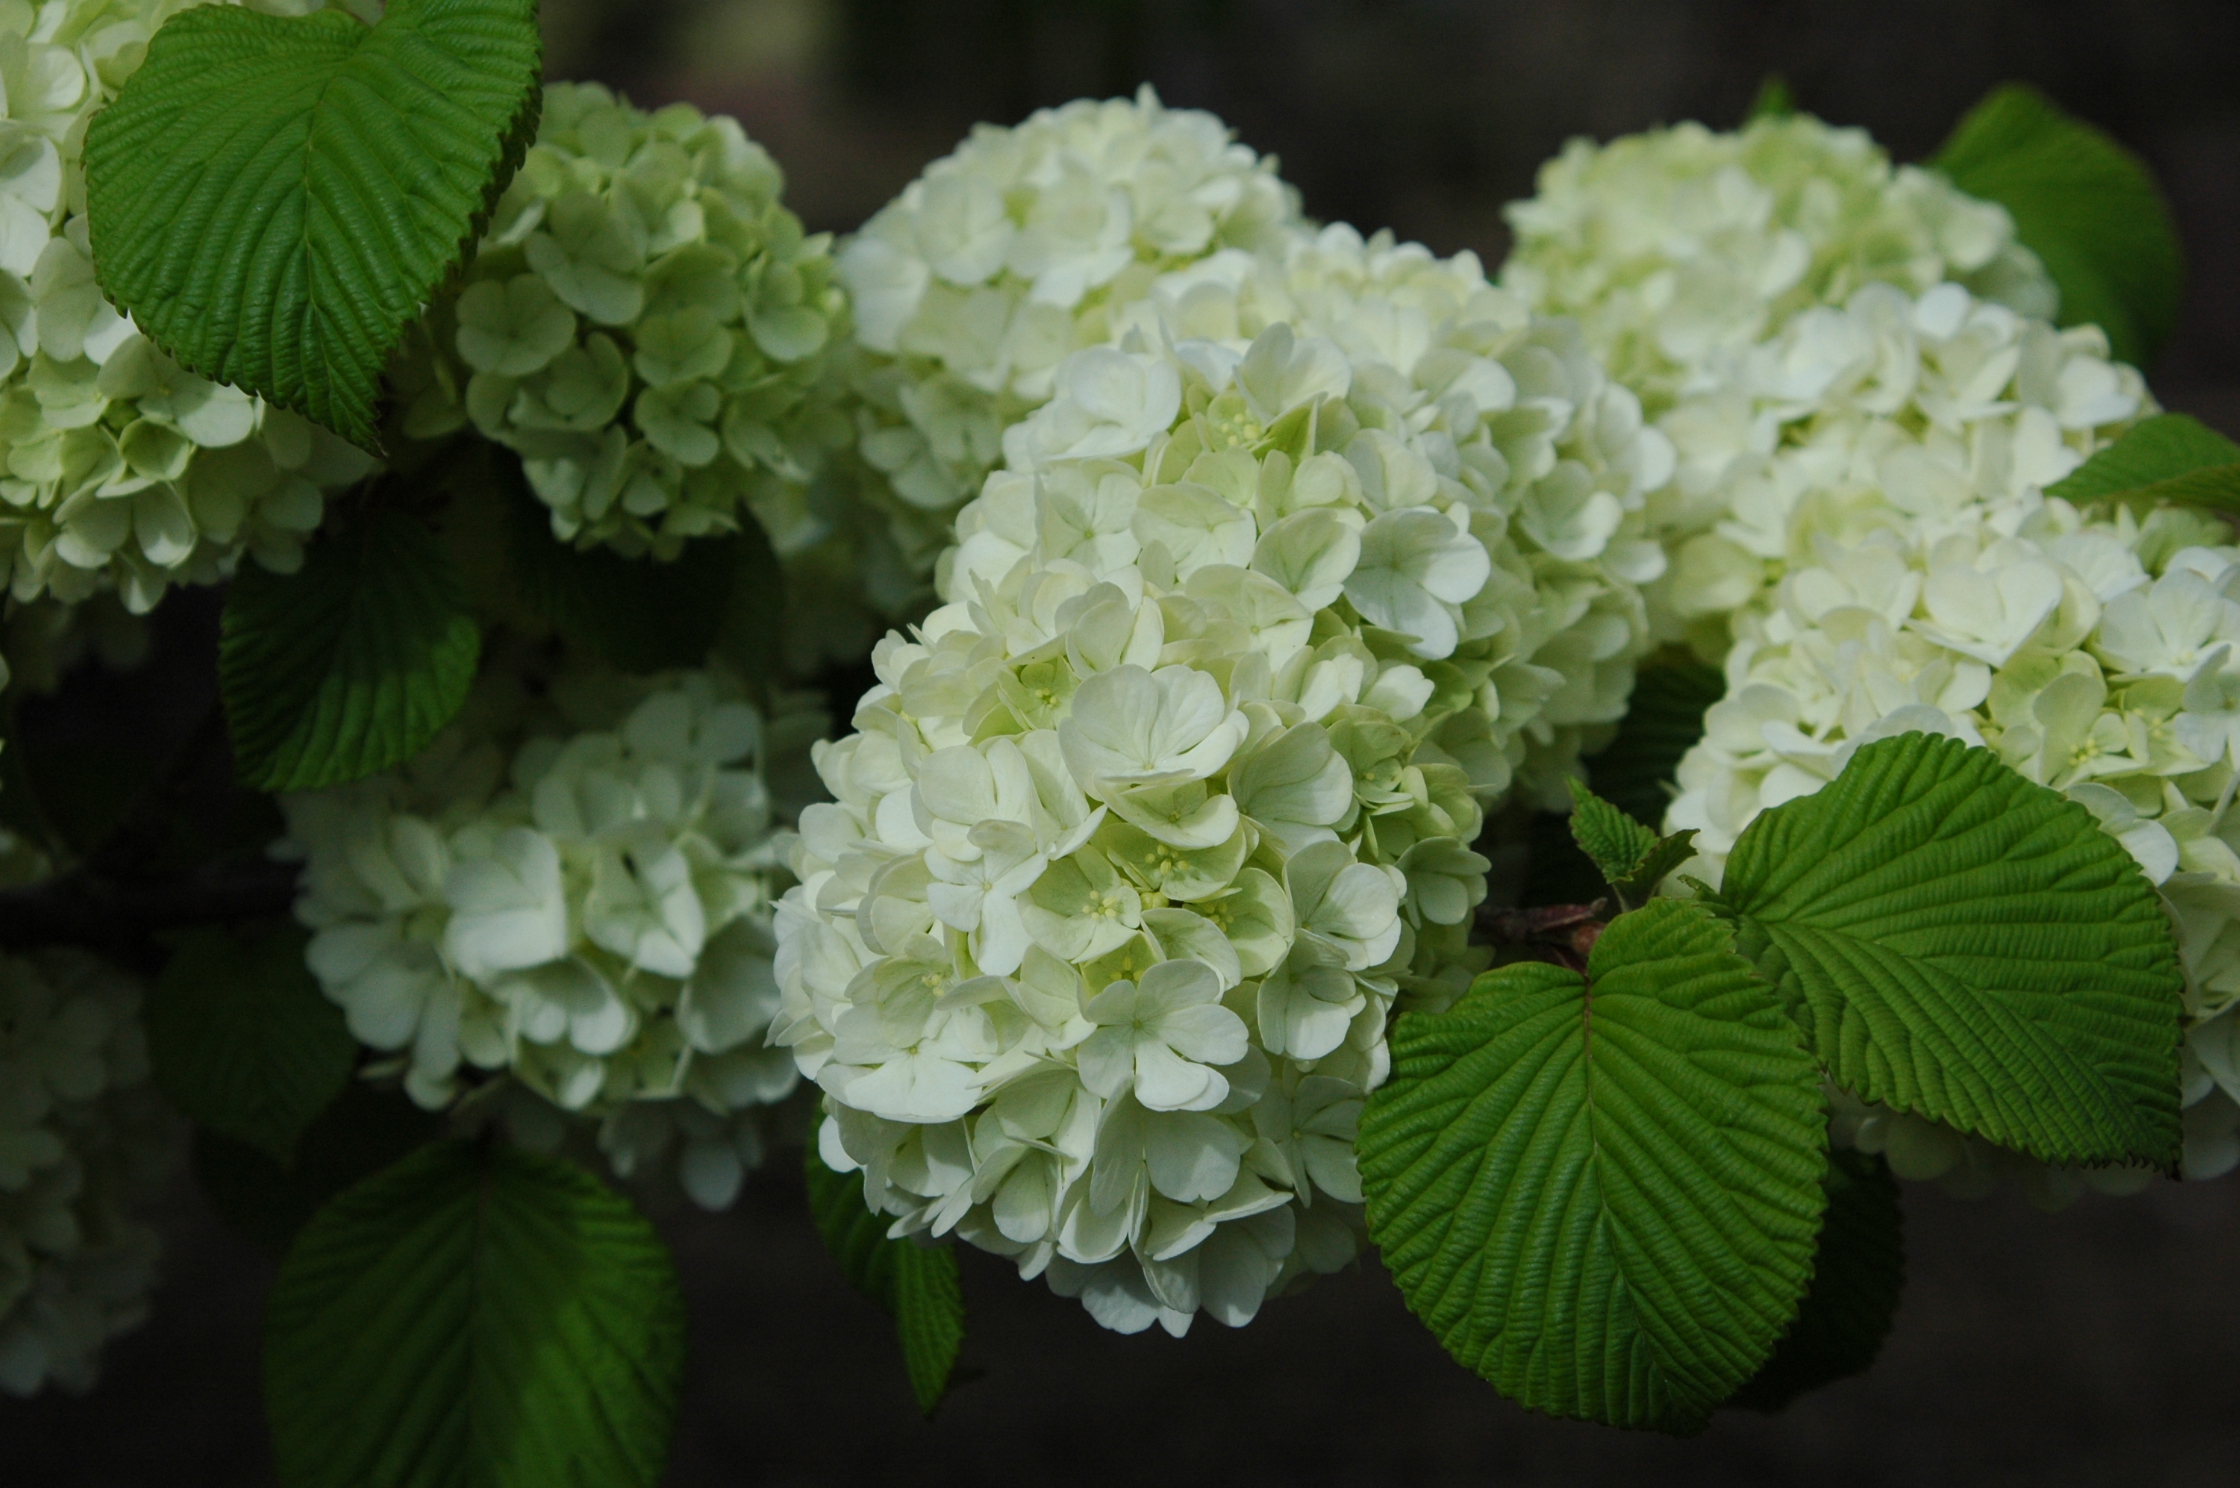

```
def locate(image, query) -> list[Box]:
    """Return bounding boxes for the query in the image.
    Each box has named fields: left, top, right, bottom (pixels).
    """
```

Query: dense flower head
left=771, top=322, right=1642, bottom=1335
left=834, top=86, right=1304, bottom=598
left=1098, top=222, right=1677, bottom=797
left=0, top=0, right=380, bottom=612
left=0, top=947, right=175, bottom=1397
left=1646, top=280, right=2148, bottom=654
left=1664, top=484, right=2240, bottom=1184
left=403, top=80, right=852, bottom=567
left=282, top=661, right=825, bottom=1210
left=1501, top=112, right=2058, bottom=419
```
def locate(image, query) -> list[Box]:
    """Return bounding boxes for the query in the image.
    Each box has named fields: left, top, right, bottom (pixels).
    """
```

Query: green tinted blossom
left=0, top=948, right=175, bottom=1398
left=408, top=81, right=852, bottom=579
left=281, top=660, right=826, bottom=1210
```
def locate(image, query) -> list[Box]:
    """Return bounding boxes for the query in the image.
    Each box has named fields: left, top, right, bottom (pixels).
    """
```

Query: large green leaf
left=1586, top=658, right=1726, bottom=830
left=1714, top=731, right=2183, bottom=1167
left=2045, top=412, right=2240, bottom=514
left=221, top=507, right=480, bottom=791
left=805, top=1145, right=965, bottom=1417
left=266, top=1140, right=685, bottom=1488
left=1933, top=84, right=2182, bottom=367
left=148, top=924, right=356, bottom=1164
left=1726, top=1149, right=1904, bottom=1413
left=84, top=0, right=543, bottom=450
left=1359, top=899, right=1828, bottom=1433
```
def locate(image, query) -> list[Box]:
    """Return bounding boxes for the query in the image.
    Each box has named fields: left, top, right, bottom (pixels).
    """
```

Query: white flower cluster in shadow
left=282, top=663, right=825, bottom=1209
left=0, top=948, right=175, bottom=1397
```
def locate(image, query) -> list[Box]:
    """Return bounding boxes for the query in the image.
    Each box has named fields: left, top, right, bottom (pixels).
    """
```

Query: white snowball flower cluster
left=836, top=86, right=1302, bottom=591
left=1105, top=222, right=1676, bottom=799
left=1500, top=111, right=2058, bottom=418
left=0, top=0, right=379, bottom=612
left=1648, top=281, right=2148, bottom=654
left=281, top=665, right=824, bottom=1210
left=1663, top=479, right=2240, bottom=1186
left=403, top=81, right=851, bottom=564
left=774, top=325, right=1562, bottom=1337
left=0, top=948, right=175, bottom=1397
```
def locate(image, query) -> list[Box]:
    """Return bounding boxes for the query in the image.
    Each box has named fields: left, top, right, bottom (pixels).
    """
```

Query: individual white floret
left=405, top=80, right=852, bottom=574
left=1664, top=486, right=2240, bottom=1186
left=1500, top=111, right=2057, bottom=418
left=0, top=948, right=175, bottom=1397
left=777, top=327, right=1539, bottom=1336
left=281, top=662, right=823, bottom=1206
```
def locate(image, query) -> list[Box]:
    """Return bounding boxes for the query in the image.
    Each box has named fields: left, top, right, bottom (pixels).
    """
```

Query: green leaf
left=1747, top=73, right=1796, bottom=122
left=266, top=1140, right=685, bottom=1488
left=805, top=1145, right=965, bottom=1416
left=1714, top=731, right=2183, bottom=1168
left=221, top=507, right=481, bottom=792
left=1565, top=778, right=1660, bottom=883
left=84, top=0, right=543, bottom=450
left=1726, top=1149, right=1904, bottom=1413
left=502, top=466, right=749, bottom=673
left=149, top=924, right=357, bottom=1164
left=1359, top=899, right=1829, bottom=1433
left=1587, top=658, right=1727, bottom=829
left=1933, top=83, right=2182, bottom=367
left=2045, top=412, right=2240, bottom=513
left=195, top=1082, right=444, bottom=1257
left=1563, top=779, right=1698, bottom=907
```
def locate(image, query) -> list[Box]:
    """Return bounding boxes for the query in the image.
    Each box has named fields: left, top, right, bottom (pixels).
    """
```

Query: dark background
left=6, top=2, right=2240, bottom=1484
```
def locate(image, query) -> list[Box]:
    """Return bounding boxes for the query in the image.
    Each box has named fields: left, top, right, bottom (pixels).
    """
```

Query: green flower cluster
left=404, top=81, right=851, bottom=565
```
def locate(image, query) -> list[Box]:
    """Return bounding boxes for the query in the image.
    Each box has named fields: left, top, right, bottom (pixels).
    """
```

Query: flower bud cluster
left=0, top=948, right=175, bottom=1397
left=282, top=664, right=824, bottom=1210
